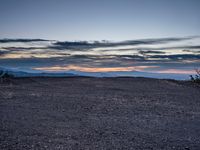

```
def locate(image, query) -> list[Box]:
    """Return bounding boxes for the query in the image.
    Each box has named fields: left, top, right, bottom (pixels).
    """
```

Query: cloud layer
left=0, top=36, right=200, bottom=79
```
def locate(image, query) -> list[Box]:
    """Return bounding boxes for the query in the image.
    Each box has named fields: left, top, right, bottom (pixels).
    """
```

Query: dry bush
left=190, top=69, right=200, bottom=83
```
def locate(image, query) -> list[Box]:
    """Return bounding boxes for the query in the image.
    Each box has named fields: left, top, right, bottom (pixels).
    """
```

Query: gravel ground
left=0, top=77, right=200, bottom=150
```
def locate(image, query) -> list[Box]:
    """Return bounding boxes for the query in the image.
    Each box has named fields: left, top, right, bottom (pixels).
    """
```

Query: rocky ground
left=0, top=77, right=200, bottom=150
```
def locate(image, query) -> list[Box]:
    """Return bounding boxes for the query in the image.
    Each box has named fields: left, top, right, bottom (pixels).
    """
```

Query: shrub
left=0, top=70, right=14, bottom=82
left=190, top=69, right=200, bottom=83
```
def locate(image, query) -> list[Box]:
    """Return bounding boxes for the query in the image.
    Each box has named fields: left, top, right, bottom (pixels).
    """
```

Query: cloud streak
left=33, top=65, right=158, bottom=72
left=52, top=36, right=198, bottom=49
left=0, top=39, right=51, bottom=43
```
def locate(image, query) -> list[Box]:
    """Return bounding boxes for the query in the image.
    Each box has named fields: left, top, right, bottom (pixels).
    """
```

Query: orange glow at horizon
left=154, top=69, right=196, bottom=74
left=33, top=65, right=158, bottom=72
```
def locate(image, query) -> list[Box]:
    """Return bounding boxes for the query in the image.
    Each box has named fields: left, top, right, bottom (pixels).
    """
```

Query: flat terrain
left=0, top=77, right=200, bottom=150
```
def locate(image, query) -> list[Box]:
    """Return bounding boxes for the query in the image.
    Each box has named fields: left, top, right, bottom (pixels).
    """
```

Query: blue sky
left=0, top=0, right=200, bottom=41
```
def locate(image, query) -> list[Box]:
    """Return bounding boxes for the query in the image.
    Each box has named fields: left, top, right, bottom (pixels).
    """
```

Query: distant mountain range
left=0, top=67, right=76, bottom=77
left=0, top=67, right=191, bottom=80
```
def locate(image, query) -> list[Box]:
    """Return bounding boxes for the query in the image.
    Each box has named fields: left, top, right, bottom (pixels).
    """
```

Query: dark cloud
left=0, top=50, right=7, bottom=55
left=149, top=54, right=200, bottom=60
left=1, top=37, right=199, bottom=52
left=139, top=50, right=166, bottom=55
left=155, top=45, right=200, bottom=50
left=0, top=54, right=141, bottom=69
left=51, top=36, right=197, bottom=49
left=2, top=47, right=49, bottom=51
left=0, top=39, right=50, bottom=43
left=49, top=41, right=94, bottom=50
left=183, top=46, right=200, bottom=49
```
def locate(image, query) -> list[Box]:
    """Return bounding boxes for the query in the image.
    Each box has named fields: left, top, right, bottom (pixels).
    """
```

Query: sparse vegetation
left=190, top=69, right=200, bottom=83
left=0, top=70, right=14, bottom=82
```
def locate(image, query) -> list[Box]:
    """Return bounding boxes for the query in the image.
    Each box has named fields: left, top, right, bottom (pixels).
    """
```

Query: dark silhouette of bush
left=0, top=70, right=14, bottom=82
left=190, top=69, right=200, bottom=83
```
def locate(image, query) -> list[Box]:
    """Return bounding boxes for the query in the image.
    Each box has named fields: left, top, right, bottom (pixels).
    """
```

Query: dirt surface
left=0, top=77, right=200, bottom=150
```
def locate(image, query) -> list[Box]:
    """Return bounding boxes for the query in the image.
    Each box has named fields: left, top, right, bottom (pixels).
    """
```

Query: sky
left=0, top=0, right=200, bottom=41
left=0, top=0, right=200, bottom=79
left=0, top=37, right=200, bottom=79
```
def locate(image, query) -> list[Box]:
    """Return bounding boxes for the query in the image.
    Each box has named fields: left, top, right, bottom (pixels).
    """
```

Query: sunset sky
left=0, top=0, right=200, bottom=79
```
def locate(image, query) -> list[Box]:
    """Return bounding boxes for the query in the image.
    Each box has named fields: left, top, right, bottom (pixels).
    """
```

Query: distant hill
left=0, top=67, right=191, bottom=80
